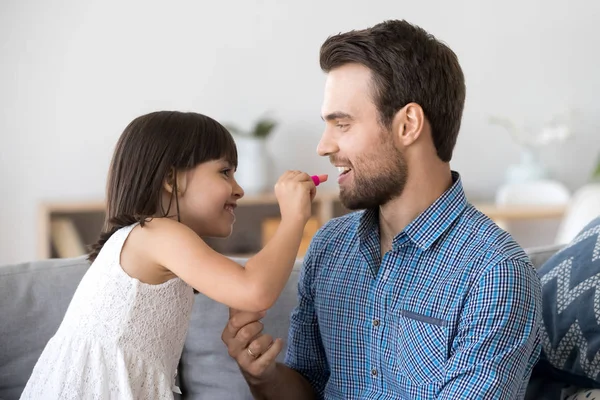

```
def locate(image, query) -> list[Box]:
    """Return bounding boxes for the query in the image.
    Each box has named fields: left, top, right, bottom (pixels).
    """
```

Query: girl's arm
left=144, top=217, right=305, bottom=311
left=142, top=172, right=324, bottom=312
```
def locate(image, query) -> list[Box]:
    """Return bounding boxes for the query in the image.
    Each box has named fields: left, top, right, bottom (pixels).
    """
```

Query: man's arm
left=222, top=308, right=319, bottom=400
left=222, top=240, right=330, bottom=400
left=438, top=259, right=542, bottom=399
left=248, top=245, right=330, bottom=399
left=245, top=363, right=316, bottom=400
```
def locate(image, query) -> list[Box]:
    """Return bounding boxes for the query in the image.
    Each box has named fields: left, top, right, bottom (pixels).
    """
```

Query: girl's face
left=174, top=158, right=244, bottom=238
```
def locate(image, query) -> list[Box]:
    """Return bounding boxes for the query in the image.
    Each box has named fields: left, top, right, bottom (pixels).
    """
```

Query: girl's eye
left=221, top=169, right=232, bottom=177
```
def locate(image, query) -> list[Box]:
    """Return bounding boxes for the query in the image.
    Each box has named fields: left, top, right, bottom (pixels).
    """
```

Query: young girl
left=20, top=111, right=327, bottom=399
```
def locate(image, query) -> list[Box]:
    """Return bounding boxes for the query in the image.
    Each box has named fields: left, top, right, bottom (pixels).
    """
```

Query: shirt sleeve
left=437, top=259, right=543, bottom=399
left=283, top=242, right=330, bottom=398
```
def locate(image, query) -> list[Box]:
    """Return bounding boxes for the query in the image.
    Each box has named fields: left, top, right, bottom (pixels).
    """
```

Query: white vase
left=505, top=147, right=548, bottom=184
left=234, top=136, right=272, bottom=195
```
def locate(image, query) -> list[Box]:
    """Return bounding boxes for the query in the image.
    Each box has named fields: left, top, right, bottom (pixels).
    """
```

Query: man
left=222, top=19, right=542, bottom=399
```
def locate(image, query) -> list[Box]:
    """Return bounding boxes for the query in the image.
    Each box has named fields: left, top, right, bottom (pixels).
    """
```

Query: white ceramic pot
left=505, top=147, right=548, bottom=184
left=234, top=136, right=272, bottom=195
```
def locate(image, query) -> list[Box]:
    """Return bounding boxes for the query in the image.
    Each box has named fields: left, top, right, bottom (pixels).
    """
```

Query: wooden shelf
left=37, top=193, right=567, bottom=260
left=36, top=191, right=349, bottom=260
left=474, top=204, right=566, bottom=221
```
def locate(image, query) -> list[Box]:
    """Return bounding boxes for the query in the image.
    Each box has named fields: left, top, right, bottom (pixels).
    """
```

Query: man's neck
left=379, top=163, right=453, bottom=254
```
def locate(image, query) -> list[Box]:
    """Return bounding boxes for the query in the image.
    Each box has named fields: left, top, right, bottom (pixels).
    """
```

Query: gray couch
left=0, top=246, right=562, bottom=399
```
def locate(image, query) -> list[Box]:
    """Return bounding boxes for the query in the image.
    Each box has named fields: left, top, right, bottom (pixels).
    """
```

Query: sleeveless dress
left=20, top=223, right=195, bottom=399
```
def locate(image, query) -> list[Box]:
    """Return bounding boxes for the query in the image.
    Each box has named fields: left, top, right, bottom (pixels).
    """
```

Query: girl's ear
left=163, top=168, right=187, bottom=195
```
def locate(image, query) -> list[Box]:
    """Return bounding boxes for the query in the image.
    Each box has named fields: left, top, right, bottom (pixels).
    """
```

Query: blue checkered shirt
left=284, top=172, right=542, bottom=399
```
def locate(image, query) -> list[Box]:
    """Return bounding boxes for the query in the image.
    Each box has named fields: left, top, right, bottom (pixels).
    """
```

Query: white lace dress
left=20, top=223, right=195, bottom=400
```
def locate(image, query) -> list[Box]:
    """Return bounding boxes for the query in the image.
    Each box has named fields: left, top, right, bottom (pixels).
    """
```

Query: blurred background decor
left=489, top=110, right=574, bottom=185
left=225, top=116, right=278, bottom=195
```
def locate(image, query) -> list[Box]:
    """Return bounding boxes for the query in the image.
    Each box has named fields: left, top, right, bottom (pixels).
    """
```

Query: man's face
left=317, top=63, right=407, bottom=210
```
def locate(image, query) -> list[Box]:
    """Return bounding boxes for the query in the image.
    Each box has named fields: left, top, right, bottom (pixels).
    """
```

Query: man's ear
left=163, top=168, right=186, bottom=195
left=392, top=102, right=425, bottom=147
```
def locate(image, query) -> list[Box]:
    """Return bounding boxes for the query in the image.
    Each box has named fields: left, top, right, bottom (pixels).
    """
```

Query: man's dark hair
left=320, top=19, right=466, bottom=162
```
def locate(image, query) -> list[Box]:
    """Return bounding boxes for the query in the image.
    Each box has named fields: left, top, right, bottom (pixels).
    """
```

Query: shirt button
left=371, top=368, right=378, bottom=377
left=373, top=319, right=380, bottom=327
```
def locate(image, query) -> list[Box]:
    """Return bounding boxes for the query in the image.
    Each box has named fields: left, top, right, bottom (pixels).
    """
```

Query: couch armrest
left=525, top=244, right=564, bottom=270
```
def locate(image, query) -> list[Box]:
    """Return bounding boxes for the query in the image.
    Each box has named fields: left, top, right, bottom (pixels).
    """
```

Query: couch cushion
left=0, top=254, right=301, bottom=400
left=0, top=256, right=90, bottom=400
left=178, top=258, right=302, bottom=400
left=536, top=215, right=600, bottom=388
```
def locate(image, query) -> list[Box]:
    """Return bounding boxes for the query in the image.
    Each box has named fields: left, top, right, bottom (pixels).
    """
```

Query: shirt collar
left=358, top=171, right=467, bottom=251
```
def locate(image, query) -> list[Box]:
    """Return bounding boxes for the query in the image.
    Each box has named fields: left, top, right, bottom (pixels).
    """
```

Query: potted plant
left=592, top=154, right=600, bottom=182
left=225, top=117, right=278, bottom=195
left=489, top=111, right=573, bottom=184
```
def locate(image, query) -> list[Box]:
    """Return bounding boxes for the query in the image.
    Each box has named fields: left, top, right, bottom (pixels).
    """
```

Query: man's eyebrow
left=321, top=112, right=354, bottom=122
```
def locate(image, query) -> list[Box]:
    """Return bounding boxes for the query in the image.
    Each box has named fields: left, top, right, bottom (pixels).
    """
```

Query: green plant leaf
left=593, top=154, right=600, bottom=179
left=252, top=118, right=277, bottom=139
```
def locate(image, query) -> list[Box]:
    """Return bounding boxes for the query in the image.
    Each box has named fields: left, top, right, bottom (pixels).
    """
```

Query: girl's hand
left=274, top=171, right=328, bottom=223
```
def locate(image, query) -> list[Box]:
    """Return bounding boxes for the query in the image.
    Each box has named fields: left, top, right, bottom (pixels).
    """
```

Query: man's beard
left=339, top=146, right=408, bottom=210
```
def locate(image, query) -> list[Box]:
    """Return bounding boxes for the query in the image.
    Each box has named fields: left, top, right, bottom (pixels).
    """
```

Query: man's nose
left=316, top=129, right=338, bottom=157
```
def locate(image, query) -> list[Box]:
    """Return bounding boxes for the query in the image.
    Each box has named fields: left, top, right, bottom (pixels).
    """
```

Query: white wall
left=1, top=0, right=599, bottom=264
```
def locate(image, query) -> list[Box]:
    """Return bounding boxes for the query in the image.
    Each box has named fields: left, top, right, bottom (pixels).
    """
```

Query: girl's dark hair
left=88, top=111, right=237, bottom=262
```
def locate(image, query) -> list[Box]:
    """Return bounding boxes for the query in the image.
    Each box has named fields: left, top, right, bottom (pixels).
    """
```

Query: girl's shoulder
left=135, top=218, right=192, bottom=236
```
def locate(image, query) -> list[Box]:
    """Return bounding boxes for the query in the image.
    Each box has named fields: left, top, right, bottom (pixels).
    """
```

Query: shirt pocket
left=391, top=310, right=449, bottom=385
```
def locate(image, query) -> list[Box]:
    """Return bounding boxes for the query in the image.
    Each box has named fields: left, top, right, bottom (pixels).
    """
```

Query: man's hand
left=221, top=308, right=284, bottom=384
